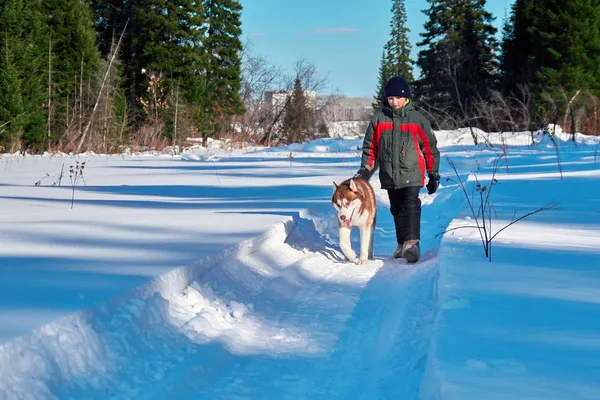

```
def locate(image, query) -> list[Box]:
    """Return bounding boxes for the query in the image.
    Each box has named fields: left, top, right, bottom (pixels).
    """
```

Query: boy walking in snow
left=355, top=76, right=440, bottom=263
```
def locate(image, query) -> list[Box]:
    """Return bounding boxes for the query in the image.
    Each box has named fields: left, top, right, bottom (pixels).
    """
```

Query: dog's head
left=332, top=179, right=362, bottom=228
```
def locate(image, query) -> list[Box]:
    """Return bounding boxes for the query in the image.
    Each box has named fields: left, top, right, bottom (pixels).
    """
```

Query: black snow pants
left=387, top=186, right=421, bottom=244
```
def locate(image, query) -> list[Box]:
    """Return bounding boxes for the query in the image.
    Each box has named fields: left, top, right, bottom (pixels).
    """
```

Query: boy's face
left=387, top=96, right=408, bottom=110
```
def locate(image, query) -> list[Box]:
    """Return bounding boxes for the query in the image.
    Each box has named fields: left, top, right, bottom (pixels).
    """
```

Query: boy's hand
left=353, top=167, right=369, bottom=180
left=426, top=173, right=440, bottom=194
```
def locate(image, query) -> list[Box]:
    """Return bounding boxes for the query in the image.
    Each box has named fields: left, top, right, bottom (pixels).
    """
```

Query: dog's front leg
left=339, top=226, right=356, bottom=262
left=358, top=224, right=372, bottom=265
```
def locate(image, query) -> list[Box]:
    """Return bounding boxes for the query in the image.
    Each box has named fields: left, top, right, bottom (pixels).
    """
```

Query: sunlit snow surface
left=1, top=129, right=599, bottom=399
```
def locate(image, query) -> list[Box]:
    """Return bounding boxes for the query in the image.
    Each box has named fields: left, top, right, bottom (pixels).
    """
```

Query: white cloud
left=311, top=27, right=360, bottom=35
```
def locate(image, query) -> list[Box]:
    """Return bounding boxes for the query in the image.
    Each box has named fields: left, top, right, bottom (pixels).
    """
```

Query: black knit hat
left=384, top=76, right=411, bottom=98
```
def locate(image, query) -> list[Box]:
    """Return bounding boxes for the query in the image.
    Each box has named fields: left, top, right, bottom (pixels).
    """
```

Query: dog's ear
left=349, top=179, right=358, bottom=192
left=333, top=181, right=338, bottom=191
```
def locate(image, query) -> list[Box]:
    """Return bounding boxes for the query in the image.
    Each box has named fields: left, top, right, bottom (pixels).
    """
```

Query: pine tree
left=416, top=0, right=498, bottom=126
left=201, top=0, right=245, bottom=142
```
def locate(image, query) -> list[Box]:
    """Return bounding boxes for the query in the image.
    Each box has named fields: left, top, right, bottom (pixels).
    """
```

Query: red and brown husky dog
left=332, top=178, right=377, bottom=264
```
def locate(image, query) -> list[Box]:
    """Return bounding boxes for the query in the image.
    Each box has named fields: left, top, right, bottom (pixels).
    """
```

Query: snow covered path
left=45, top=196, right=442, bottom=400
left=143, top=223, right=439, bottom=400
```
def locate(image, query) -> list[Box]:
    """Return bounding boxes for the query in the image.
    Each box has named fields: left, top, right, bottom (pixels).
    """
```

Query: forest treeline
left=1, top=0, right=599, bottom=153
left=0, top=0, right=245, bottom=153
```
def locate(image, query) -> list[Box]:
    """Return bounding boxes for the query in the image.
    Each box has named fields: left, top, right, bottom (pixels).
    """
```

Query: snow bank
left=423, top=233, right=600, bottom=400
left=326, top=120, right=369, bottom=138
left=421, top=142, right=600, bottom=399
left=250, top=129, right=599, bottom=157
left=0, top=214, right=311, bottom=399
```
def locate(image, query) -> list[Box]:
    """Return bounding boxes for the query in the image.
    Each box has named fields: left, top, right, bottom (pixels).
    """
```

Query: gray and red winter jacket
left=360, top=101, right=440, bottom=189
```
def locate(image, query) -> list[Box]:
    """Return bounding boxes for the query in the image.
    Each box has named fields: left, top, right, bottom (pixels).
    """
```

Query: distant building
left=264, top=90, right=316, bottom=115
left=320, top=96, right=372, bottom=122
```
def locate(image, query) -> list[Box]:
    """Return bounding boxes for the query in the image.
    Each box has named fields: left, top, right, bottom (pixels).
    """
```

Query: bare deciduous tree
left=238, top=43, right=283, bottom=142
left=259, top=57, right=339, bottom=146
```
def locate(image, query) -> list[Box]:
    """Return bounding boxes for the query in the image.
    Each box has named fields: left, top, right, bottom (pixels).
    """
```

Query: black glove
left=353, top=167, right=370, bottom=180
left=426, top=173, right=440, bottom=194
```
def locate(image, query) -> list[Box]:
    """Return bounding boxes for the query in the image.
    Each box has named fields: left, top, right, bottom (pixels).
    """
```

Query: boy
left=355, top=76, right=440, bottom=263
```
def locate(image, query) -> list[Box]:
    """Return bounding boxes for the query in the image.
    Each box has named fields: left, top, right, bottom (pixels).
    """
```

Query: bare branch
left=490, top=202, right=562, bottom=241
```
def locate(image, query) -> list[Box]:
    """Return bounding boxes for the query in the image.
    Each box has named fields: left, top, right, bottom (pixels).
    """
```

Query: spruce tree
left=134, top=1, right=208, bottom=127
left=90, top=0, right=140, bottom=119
left=91, top=0, right=208, bottom=126
left=500, top=0, right=600, bottom=122
left=374, top=48, right=392, bottom=110
left=416, top=0, right=498, bottom=127
left=283, top=76, right=314, bottom=143
left=0, top=0, right=47, bottom=151
left=374, top=0, right=413, bottom=110
left=534, top=0, right=600, bottom=98
left=499, top=0, right=537, bottom=97
left=21, top=0, right=48, bottom=149
left=387, top=0, right=413, bottom=81
left=41, top=0, right=101, bottom=145
left=0, top=39, right=25, bottom=149
left=201, top=0, right=245, bottom=141
left=92, top=0, right=244, bottom=144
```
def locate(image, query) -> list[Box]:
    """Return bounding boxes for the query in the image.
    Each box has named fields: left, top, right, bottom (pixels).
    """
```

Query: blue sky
left=240, top=0, right=515, bottom=98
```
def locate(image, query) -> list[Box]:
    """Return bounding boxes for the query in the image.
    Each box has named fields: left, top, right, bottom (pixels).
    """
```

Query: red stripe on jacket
left=400, top=123, right=435, bottom=174
left=369, top=122, right=393, bottom=168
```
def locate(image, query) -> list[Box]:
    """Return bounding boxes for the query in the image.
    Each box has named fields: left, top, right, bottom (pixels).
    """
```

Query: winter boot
left=393, top=243, right=404, bottom=259
left=402, top=240, right=420, bottom=263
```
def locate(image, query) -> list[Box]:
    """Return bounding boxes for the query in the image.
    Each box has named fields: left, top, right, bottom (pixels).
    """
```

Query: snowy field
left=1, top=129, right=599, bottom=399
